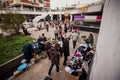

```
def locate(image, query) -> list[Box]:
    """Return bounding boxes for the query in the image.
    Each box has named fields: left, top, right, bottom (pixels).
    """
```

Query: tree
left=12, top=13, right=25, bottom=33
left=0, top=13, right=13, bottom=32
left=0, top=12, right=25, bottom=33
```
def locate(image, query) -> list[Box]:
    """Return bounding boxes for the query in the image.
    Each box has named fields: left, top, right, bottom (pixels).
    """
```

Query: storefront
left=64, top=10, right=70, bottom=24
left=74, top=15, right=84, bottom=26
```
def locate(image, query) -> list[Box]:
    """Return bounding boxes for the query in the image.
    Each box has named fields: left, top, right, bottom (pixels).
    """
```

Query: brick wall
left=20, top=0, right=39, bottom=5
left=5, top=0, right=40, bottom=6
left=44, top=0, right=50, bottom=8
left=45, top=2, right=50, bottom=7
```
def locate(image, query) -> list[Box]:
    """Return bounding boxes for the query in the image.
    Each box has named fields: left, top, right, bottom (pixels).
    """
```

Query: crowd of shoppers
left=21, top=20, right=94, bottom=80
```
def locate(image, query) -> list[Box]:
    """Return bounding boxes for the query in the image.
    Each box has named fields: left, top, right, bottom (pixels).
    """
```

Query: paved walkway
left=9, top=27, right=98, bottom=80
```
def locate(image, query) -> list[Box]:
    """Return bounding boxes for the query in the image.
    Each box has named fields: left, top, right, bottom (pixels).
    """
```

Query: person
left=78, top=68, right=87, bottom=80
left=54, top=27, right=58, bottom=39
left=85, top=51, right=94, bottom=67
left=21, top=26, right=31, bottom=35
left=72, top=30, right=78, bottom=49
left=45, top=42, right=52, bottom=59
left=37, top=33, right=47, bottom=43
left=76, top=26, right=79, bottom=31
left=64, top=24, right=68, bottom=37
left=22, top=43, right=34, bottom=63
left=63, top=37, right=70, bottom=66
left=86, top=33, right=94, bottom=46
left=58, top=38, right=63, bottom=57
left=51, top=21, right=54, bottom=28
left=77, top=30, right=80, bottom=42
left=69, top=25, right=72, bottom=32
left=37, top=33, right=46, bottom=51
left=55, top=43, right=60, bottom=52
left=48, top=45, right=60, bottom=76
left=46, top=22, right=49, bottom=32
left=37, top=36, right=42, bottom=42
left=37, top=23, right=41, bottom=31
left=41, top=33, right=47, bottom=41
left=59, top=27, right=63, bottom=37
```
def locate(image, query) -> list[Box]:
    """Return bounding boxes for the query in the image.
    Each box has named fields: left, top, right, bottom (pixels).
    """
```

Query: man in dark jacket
left=48, top=46, right=60, bottom=76
left=64, top=24, right=68, bottom=37
left=22, top=43, right=34, bottom=63
left=37, top=33, right=46, bottom=51
left=46, top=22, right=49, bottom=32
left=45, top=42, right=52, bottom=59
left=63, top=38, right=70, bottom=66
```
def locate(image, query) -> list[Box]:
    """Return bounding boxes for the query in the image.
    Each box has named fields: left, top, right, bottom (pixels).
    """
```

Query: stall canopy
left=87, top=4, right=103, bottom=13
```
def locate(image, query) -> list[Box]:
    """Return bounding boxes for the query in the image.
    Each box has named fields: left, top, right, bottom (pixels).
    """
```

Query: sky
left=50, top=0, right=102, bottom=9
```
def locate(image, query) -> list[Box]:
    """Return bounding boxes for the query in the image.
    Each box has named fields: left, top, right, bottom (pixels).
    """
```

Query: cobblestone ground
left=9, top=27, right=98, bottom=80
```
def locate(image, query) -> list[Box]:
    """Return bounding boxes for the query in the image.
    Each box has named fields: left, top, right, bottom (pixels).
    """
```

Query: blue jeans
left=48, top=62, right=59, bottom=75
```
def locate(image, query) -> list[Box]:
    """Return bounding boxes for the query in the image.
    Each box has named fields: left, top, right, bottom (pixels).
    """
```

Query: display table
left=65, top=70, right=79, bottom=80
left=65, top=56, right=83, bottom=80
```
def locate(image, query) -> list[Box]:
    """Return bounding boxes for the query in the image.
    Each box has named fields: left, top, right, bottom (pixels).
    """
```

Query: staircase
left=32, top=12, right=48, bottom=23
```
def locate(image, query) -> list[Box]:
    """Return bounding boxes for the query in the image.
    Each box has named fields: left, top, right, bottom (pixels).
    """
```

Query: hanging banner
left=84, top=16, right=96, bottom=22
left=74, top=15, right=84, bottom=20
left=96, top=16, right=102, bottom=22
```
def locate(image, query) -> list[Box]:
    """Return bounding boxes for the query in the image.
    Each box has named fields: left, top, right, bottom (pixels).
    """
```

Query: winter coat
left=49, top=47, right=60, bottom=64
left=22, top=43, right=34, bottom=61
left=63, top=39, right=70, bottom=56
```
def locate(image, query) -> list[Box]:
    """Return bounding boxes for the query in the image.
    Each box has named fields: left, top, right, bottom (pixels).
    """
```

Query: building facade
left=5, top=0, right=50, bottom=12
left=44, top=0, right=50, bottom=11
left=3, top=0, right=50, bottom=21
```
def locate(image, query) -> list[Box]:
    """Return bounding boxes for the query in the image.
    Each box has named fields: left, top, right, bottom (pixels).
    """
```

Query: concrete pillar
left=89, top=0, right=120, bottom=80
left=50, top=14, right=53, bottom=20
left=57, top=14, right=59, bottom=20
left=43, top=7, right=44, bottom=12
left=20, top=5, right=23, bottom=11
left=70, top=14, right=73, bottom=22
left=34, top=7, right=36, bottom=12
left=59, top=14, right=62, bottom=21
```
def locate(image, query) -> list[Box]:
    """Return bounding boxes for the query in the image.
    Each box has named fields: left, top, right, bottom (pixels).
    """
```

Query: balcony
left=39, top=3, right=44, bottom=7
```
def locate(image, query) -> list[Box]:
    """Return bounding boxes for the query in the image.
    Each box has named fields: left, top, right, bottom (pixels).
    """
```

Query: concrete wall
left=0, top=54, right=24, bottom=79
left=89, top=0, right=120, bottom=80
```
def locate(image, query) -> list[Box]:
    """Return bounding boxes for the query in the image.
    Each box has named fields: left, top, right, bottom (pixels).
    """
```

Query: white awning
left=84, top=16, right=97, bottom=22
left=88, top=4, right=103, bottom=12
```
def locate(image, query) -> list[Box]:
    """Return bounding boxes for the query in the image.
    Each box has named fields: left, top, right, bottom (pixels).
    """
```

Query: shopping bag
left=17, top=63, right=28, bottom=71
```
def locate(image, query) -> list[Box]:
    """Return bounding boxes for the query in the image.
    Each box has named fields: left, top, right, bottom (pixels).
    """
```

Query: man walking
left=46, top=22, right=49, bottom=32
left=63, top=38, right=70, bottom=66
left=48, top=45, right=60, bottom=76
